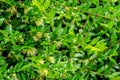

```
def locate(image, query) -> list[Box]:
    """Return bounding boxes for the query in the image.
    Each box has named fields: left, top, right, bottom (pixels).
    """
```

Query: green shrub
left=0, top=0, right=120, bottom=80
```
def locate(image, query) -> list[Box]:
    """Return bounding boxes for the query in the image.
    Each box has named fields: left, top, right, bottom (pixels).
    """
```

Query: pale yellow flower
left=44, top=33, right=50, bottom=38
left=33, top=36, right=38, bottom=42
left=22, top=47, right=37, bottom=56
left=35, top=19, right=43, bottom=26
left=27, top=48, right=36, bottom=56
left=6, top=6, right=17, bottom=15
left=38, top=68, right=48, bottom=76
left=24, top=7, right=33, bottom=14
left=47, top=56, right=55, bottom=63
left=33, top=32, right=42, bottom=42
left=12, top=73, right=18, bottom=80
left=39, top=59, right=45, bottom=64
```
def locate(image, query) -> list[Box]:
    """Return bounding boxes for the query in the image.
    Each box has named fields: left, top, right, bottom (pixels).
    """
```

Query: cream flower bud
left=35, top=19, right=43, bottom=26
left=38, top=68, right=48, bottom=76
left=39, top=59, right=45, bottom=64
left=27, top=48, right=36, bottom=56
left=33, top=32, right=42, bottom=42
left=47, top=56, right=55, bottom=63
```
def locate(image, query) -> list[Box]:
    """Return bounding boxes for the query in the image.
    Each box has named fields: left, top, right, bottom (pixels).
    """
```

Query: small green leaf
left=90, top=0, right=99, bottom=6
left=14, top=62, right=23, bottom=71
left=111, top=30, right=117, bottom=43
left=39, top=0, right=44, bottom=5
left=112, top=0, right=118, bottom=3
left=43, top=0, right=50, bottom=10
left=0, top=18, right=4, bottom=25
left=48, top=8, right=55, bottom=26
left=84, top=33, right=91, bottom=43
left=68, top=26, right=74, bottom=35
left=89, top=37, right=100, bottom=45
left=109, top=57, right=116, bottom=64
left=109, top=72, right=120, bottom=78
left=72, top=72, right=80, bottom=80
left=21, top=73, right=26, bottom=80
left=5, top=24, right=12, bottom=34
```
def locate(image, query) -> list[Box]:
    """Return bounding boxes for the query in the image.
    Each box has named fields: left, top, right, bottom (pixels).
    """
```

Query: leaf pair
left=32, top=0, right=50, bottom=11
left=84, top=37, right=107, bottom=54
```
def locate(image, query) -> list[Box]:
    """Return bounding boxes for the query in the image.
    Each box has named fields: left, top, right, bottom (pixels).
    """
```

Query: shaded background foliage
left=0, top=0, right=120, bottom=80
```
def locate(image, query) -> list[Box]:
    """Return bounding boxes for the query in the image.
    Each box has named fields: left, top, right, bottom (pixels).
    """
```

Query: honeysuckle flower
left=27, top=48, right=36, bottom=56
left=35, top=18, right=44, bottom=26
left=39, top=59, right=45, bottom=64
left=38, top=68, right=48, bottom=77
left=33, top=32, right=42, bottom=42
left=22, top=47, right=37, bottom=56
left=47, top=56, right=55, bottom=63
left=44, top=33, right=50, bottom=39
left=12, top=73, right=18, bottom=80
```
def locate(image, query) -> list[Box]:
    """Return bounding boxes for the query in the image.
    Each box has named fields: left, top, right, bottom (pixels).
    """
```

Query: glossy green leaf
left=5, top=24, right=12, bottom=34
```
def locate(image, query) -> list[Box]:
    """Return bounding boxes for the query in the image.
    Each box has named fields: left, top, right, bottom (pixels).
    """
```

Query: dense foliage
left=0, top=0, right=120, bottom=79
